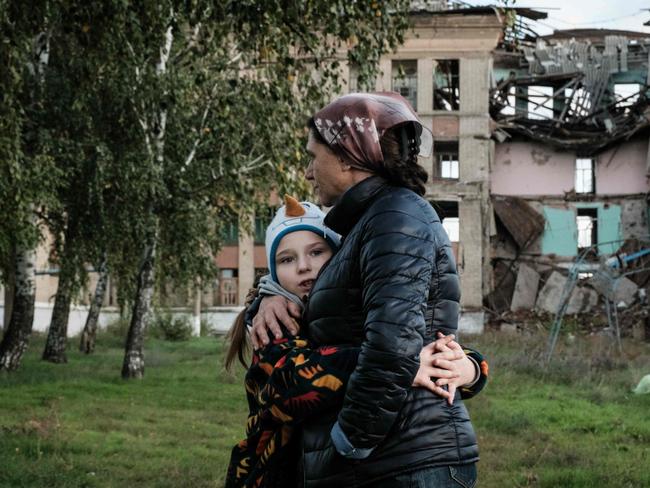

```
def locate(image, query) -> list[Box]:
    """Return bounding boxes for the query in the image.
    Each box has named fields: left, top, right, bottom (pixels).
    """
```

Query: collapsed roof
left=492, top=30, right=650, bottom=154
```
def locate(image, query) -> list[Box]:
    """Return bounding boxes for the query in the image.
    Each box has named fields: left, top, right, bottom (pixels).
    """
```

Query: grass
left=1, top=329, right=649, bottom=487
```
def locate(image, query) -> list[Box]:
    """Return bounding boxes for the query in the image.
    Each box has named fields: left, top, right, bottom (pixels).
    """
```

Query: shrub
left=150, top=312, right=193, bottom=342
left=104, top=316, right=131, bottom=338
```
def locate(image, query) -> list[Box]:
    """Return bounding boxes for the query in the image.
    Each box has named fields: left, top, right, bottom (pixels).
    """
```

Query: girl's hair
left=225, top=282, right=260, bottom=371
left=307, top=118, right=427, bottom=196
left=224, top=309, right=249, bottom=371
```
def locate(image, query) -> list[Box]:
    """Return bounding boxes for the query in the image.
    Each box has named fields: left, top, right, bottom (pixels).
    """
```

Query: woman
left=252, top=92, right=482, bottom=487
left=226, top=196, right=485, bottom=488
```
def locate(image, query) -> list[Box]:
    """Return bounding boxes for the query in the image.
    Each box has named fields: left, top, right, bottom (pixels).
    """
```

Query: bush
left=104, top=316, right=131, bottom=338
left=150, top=312, right=193, bottom=342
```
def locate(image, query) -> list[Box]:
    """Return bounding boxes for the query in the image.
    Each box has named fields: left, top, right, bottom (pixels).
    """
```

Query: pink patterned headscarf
left=311, top=92, right=433, bottom=172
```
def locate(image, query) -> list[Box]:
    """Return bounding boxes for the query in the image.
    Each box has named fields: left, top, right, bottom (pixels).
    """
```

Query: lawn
left=1, top=329, right=649, bottom=487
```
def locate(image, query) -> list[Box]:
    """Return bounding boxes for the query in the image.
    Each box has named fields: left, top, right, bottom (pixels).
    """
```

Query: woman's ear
left=338, top=157, right=352, bottom=171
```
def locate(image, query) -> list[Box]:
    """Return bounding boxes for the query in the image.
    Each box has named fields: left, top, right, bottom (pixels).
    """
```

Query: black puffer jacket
left=302, top=176, right=478, bottom=487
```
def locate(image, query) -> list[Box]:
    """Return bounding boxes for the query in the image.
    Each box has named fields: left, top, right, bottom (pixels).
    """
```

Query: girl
left=225, top=196, right=486, bottom=488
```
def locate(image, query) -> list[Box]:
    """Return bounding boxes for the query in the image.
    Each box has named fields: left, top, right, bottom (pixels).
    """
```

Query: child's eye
left=311, top=248, right=325, bottom=256
left=279, top=256, right=294, bottom=264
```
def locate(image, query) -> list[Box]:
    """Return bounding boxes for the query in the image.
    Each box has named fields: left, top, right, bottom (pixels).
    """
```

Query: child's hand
left=412, top=333, right=477, bottom=405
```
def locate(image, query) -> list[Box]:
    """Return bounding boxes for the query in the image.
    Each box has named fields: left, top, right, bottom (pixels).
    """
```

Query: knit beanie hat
left=265, top=195, right=341, bottom=282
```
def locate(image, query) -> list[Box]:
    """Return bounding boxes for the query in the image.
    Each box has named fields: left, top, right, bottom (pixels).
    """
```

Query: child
left=224, top=196, right=487, bottom=488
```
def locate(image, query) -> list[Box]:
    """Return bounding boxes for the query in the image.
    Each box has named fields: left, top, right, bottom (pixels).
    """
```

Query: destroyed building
left=5, top=1, right=648, bottom=335
left=209, top=2, right=649, bottom=333
left=488, top=21, right=650, bottom=320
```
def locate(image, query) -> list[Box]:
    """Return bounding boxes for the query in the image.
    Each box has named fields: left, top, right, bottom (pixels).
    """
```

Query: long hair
left=224, top=309, right=249, bottom=371
left=307, top=118, right=427, bottom=196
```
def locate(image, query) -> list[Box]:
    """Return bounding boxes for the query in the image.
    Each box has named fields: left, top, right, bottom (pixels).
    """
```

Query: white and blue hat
left=265, top=195, right=341, bottom=282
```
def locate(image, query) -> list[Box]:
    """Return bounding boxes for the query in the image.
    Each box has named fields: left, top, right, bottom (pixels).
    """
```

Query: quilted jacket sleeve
left=336, top=201, right=436, bottom=449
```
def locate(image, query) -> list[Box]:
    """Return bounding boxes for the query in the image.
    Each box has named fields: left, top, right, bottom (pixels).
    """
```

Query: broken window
left=443, top=217, right=460, bottom=242
left=392, top=60, right=417, bottom=109
left=528, top=85, right=554, bottom=120
left=575, top=158, right=594, bottom=194
left=565, top=86, right=591, bottom=118
left=435, top=141, right=459, bottom=179
left=500, top=85, right=516, bottom=116
left=434, top=201, right=460, bottom=243
left=614, top=83, right=642, bottom=108
left=576, top=208, right=598, bottom=251
left=433, top=59, right=460, bottom=111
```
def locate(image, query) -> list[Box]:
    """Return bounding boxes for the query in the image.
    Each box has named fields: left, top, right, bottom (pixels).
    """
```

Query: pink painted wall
left=491, top=142, right=575, bottom=196
left=596, top=139, right=649, bottom=195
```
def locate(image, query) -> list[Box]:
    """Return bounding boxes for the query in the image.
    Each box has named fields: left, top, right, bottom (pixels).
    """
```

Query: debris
left=633, top=374, right=650, bottom=394
left=492, top=197, right=545, bottom=249
left=500, top=322, right=518, bottom=334
left=535, top=271, right=597, bottom=314
left=612, top=276, right=640, bottom=306
left=511, top=263, right=541, bottom=311
left=491, top=35, right=650, bottom=154
left=459, top=310, right=485, bottom=335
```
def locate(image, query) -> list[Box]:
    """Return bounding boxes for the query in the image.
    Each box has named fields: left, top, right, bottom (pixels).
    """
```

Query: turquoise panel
left=541, top=207, right=577, bottom=257
left=572, top=203, right=623, bottom=255
left=595, top=204, right=622, bottom=254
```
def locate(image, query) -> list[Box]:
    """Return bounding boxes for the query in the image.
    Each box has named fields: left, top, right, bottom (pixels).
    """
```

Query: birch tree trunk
left=121, top=230, right=157, bottom=379
left=42, top=245, right=76, bottom=363
left=3, top=266, right=15, bottom=332
left=0, top=30, right=50, bottom=371
left=79, top=256, right=108, bottom=354
left=121, top=13, right=173, bottom=379
left=0, top=245, right=37, bottom=371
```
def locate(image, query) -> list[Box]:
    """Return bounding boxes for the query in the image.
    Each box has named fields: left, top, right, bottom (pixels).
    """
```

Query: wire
left=547, top=10, right=648, bottom=27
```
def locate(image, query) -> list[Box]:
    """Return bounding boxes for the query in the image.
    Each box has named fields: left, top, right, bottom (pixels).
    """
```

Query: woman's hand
left=412, top=333, right=478, bottom=405
left=250, top=295, right=302, bottom=349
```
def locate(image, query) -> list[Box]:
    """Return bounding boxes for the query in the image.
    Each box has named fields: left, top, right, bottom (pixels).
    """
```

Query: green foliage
left=149, top=312, right=193, bottom=342
left=103, top=316, right=131, bottom=339
left=1, top=333, right=649, bottom=487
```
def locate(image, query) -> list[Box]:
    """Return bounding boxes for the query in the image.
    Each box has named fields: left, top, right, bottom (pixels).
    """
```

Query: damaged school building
left=5, top=1, right=649, bottom=336
left=383, top=1, right=650, bottom=333
left=194, top=1, right=650, bottom=334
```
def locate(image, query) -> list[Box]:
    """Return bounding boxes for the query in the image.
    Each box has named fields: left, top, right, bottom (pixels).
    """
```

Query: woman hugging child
left=224, top=196, right=487, bottom=488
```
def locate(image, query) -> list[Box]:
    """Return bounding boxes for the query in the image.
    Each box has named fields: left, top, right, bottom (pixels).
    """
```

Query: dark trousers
left=372, top=464, right=477, bottom=488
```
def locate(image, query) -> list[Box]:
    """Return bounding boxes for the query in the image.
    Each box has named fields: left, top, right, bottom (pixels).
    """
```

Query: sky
left=469, top=0, right=650, bottom=35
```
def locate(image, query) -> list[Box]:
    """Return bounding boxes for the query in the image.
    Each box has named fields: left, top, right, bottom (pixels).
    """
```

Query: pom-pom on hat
left=265, top=195, right=341, bottom=282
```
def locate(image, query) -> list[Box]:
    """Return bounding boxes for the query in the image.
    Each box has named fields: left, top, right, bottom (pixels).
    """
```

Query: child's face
left=275, top=231, right=333, bottom=298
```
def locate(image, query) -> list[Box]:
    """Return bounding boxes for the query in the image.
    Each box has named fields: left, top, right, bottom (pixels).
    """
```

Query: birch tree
left=0, top=2, right=61, bottom=371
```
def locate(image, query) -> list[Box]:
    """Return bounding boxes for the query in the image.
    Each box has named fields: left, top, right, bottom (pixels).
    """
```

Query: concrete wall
left=0, top=304, right=244, bottom=337
left=492, top=142, right=575, bottom=196
left=493, top=139, right=650, bottom=197
left=596, top=139, right=650, bottom=195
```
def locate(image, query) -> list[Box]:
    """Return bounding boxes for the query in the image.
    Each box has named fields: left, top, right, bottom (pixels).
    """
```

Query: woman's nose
left=305, top=160, right=314, bottom=180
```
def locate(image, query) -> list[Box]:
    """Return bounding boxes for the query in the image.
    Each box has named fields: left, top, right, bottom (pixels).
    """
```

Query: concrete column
left=417, top=58, right=433, bottom=113
left=458, top=197, right=483, bottom=309
left=237, top=213, right=255, bottom=306
left=376, top=57, right=392, bottom=92
left=418, top=114, right=435, bottom=181
left=457, top=57, right=492, bottom=319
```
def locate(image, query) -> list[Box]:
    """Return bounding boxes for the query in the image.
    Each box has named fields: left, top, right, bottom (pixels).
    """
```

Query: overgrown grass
left=1, top=330, right=649, bottom=487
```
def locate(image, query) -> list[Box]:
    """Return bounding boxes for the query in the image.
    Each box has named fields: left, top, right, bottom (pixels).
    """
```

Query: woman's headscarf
left=311, top=92, right=433, bottom=172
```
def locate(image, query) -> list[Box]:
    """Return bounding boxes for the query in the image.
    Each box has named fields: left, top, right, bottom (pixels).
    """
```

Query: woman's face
left=275, top=230, right=333, bottom=298
left=305, top=131, right=351, bottom=207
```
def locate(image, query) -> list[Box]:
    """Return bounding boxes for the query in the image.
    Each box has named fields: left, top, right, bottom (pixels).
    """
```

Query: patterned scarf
left=311, top=91, right=433, bottom=173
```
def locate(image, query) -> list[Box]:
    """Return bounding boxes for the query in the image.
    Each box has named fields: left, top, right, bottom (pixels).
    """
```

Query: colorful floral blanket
left=225, top=337, right=487, bottom=488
